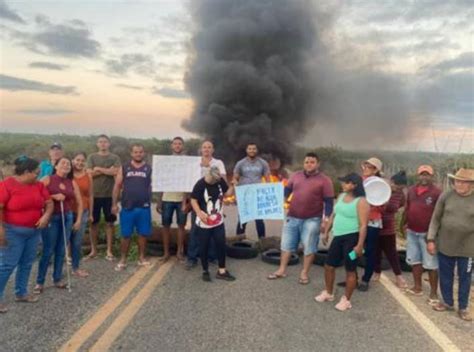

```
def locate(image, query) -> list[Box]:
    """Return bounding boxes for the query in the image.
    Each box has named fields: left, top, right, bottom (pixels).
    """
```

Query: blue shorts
left=120, top=207, right=152, bottom=238
left=406, top=229, right=438, bottom=270
left=162, top=201, right=187, bottom=227
left=280, top=216, right=321, bottom=256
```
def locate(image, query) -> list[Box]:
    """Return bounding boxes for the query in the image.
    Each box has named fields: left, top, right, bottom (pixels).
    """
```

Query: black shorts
left=326, top=232, right=359, bottom=272
left=92, top=197, right=117, bottom=224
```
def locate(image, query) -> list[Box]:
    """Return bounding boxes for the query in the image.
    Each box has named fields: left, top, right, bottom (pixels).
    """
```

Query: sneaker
left=358, top=282, right=369, bottom=292
left=335, top=296, right=352, bottom=311
left=216, top=270, right=236, bottom=281
left=202, top=271, right=211, bottom=282
left=185, top=261, right=197, bottom=271
left=314, top=290, right=335, bottom=303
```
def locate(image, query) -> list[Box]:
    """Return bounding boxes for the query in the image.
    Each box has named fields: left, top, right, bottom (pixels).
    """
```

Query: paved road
left=1, top=205, right=472, bottom=351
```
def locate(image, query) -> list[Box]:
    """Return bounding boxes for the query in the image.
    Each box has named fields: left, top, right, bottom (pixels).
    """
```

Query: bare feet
left=372, top=273, right=381, bottom=281
left=395, top=276, right=408, bottom=289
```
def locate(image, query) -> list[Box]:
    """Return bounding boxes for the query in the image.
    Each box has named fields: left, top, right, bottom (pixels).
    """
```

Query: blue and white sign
left=235, top=183, right=284, bottom=224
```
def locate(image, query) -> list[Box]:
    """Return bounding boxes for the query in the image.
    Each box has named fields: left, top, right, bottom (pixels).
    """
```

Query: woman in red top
left=70, top=152, right=93, bottom=277
left=0, top=156, right=53, bottom=313
left=34, top=157, right=83, bottom=293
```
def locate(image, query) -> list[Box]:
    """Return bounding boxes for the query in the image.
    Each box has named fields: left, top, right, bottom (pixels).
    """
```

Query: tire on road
left=313, top=250, right=343, bottom=267
left=261, top=249, right=299, bottom=266
left=398, top=250, right=412, bottom=272
left=226, top=241, right=259, bottom=259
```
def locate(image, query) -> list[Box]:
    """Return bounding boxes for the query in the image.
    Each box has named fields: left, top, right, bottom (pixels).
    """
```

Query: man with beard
left=112, top=144, right=152, bottom=270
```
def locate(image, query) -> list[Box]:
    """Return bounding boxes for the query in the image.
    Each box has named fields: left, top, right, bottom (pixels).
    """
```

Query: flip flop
left=54, top=282, right=68, bottom=289
left=267, top=273, right=287, bottom=280
left=105, top=255, right=116, bottom=262
left=299, top=277, right=310, bottom=285
left=15, top=295, right=39, bottom=303
left=84, top=254, right=98, bottom=261
left=137, top=260, right=152, bottom=267
left=115, top=263, right=127, bottom=272
left=0, top=303, right=8, bottom=313
left=33, top=285, right=44, bottom=295
left=427, top=298, right=440, bottom=306
left=73, top=269, right=89, bottom=278
left=405, top=288, right=423, bottom=296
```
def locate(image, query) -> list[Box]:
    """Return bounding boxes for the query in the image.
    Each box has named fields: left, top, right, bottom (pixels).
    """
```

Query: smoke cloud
left=184, top=0, right=410, bottom=162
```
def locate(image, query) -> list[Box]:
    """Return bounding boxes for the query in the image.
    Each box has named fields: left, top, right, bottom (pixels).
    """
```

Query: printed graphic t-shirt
left=191, top=178, right=229, bottom=229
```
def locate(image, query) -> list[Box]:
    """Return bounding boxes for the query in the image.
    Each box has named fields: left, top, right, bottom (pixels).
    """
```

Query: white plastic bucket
left=363, top=176, right=391, bottom=206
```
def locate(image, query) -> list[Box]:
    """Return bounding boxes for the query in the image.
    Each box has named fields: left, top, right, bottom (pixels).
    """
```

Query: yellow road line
left=379, top=273, right=460, bottom=352
left=89, top=259, right=175, bottom=352
left=58, top=258, right=158, bottom=352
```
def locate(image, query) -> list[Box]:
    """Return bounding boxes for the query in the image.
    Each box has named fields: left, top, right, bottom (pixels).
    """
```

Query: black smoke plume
left=184, top=0, right=319, bottom=165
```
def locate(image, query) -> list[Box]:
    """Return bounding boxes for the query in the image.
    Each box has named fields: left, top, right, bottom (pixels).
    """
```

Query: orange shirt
left=74, top=173, right=91, bottom=211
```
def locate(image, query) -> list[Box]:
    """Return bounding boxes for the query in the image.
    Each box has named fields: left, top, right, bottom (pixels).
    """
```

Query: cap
left=417, top=165, right=434, bottom=175
left=338, top=172, right=363, bottom=185
left=364, top=157, right=383, bottom=172
left=50, top=142, right=62, bottom=150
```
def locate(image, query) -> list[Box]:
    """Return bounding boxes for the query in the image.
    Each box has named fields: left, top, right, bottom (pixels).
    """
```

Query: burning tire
left=261, top=249, right=299, bottom=266
left=226, top=241, right=259, bottom=259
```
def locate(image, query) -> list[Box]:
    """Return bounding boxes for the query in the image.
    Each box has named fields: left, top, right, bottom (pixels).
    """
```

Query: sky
left=0, top=0, right=472, bottom=153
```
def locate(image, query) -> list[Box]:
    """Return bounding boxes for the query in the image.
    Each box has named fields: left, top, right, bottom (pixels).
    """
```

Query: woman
left=0, top=156, right=53, bottom=313
left=71, top=152, right=93, bottom=277
left=190, top=166, right=235, bottom=282
left=315, top=173, right=369, bottom=311
left=373, top=171, right=408, bottom=288
left=427, top=168, right=474, bottom=321
left=34, top=157, right=83, bottom=293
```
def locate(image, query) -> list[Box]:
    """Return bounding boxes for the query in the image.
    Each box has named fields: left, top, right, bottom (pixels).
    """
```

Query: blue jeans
left=438, top=252, right=472, bottom=310
left=70, top=210, right=89, bottom=271
left=0, top=224, right=41, bottom=301
left=37, top=212, right=73, bottom=285
left=362, top=226, right=380, bottom=283
left=187, top=212, right=216, bottom=264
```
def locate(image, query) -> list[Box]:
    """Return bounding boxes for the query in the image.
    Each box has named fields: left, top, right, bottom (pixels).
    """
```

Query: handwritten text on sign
left=152, top=155, right=201, bottom=192
left=235, top=183, right=284, bottom=224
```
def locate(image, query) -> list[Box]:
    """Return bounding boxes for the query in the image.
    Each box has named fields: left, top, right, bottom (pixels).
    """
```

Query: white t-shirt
left=200, top=158, right=226, bottom=177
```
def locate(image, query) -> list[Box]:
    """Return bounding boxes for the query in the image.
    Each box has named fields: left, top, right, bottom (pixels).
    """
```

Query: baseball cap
left=50, top=142, right=62, bottom=150
left=417, top=165, right=434, bottom=175
left=338, top=172, right=363, bottom=185
left=364, top=157, right=383, bottom=172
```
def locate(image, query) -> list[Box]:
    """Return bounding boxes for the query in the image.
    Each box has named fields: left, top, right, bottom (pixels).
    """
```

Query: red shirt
left=381, top=189, right=405, bottom=235
left=0, top=177, right=50, bottom=228
left=406, top=184, right=442, bottom=233
left=287, top=171, right=334, bottom=219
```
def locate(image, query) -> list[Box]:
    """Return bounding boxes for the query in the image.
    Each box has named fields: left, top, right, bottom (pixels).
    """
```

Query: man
left=112, top=144, right=152, bottom=271
left=186, top=140, right=225, bottom=269
left=232, top=143, right=270, bottom=238
left=268, top=152, right=334, bottom=284
left=156, top=137, right=188, bottom=262
left=38, top=142, right=64, bottom=179
left=86, top=135, right=121, bottom=260
left=401, top=165, right=441, bottom=305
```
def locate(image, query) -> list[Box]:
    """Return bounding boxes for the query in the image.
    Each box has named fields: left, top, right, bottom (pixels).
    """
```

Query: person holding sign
left=185, top=140, right=225, bottom=269
left=191, top=166, right=235, bottom=282
left=232, top=143, right=270, bottom=239
left=156, top=137, right=189, bottom=262
left=268, top=153, right=334, bottom=284
left=112, top=144, right=153, bottom=271
left=315, top=173, right=369, bottom=311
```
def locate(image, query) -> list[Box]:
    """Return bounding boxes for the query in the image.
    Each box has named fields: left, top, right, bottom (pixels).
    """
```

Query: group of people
left=0, top=137, right=472, bottom=322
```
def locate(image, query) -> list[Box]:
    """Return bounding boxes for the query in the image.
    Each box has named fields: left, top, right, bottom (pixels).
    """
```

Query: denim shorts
left=120, top=207, right=152, bottom=237
left=280, top=216, right=321, bottom=256
left=406, top=230, right=438, bottom=270
left=161, top=201, right=187, bottom=227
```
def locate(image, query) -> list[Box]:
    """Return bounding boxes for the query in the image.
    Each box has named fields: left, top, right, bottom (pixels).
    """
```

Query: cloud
left=105, top=53, right=155, bottom=76
left=29, top=61, right=69, bottom=70
left=0, top=0, right=25, bottom=24
left=116, top=83, right=144, bottom=90
left=6, top=15, right=100, bottom=58
left=429, top=52, right=474, bottom=72
left=17, top=108, right=74, bottom=115
left=152, top=86, right=189, bottom=99
left=0, top=74, right=78, bottom=95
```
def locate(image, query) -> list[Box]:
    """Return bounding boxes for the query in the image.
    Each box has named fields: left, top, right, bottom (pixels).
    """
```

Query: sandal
left=137, top=260, right=152, bottom=267
left=432, top=302, right=454, bottom=312
left=405, top=288, right=423, bottom=296
left=55, top=282, right=68, bottom=289
left=115, top=263, right=127, bottom=272
left=105, top=255, right=116, bottom=262
left=298, top=277, right=310, bottom=285
left=427, top=298, right=440, bottom=306
left=267, top=273, right=287, bottom=280
left=84, top=253, right=98, bottom=261
left=458, top=309, right=472, bottom=321
left=73, top=269, right=89, bottom=278
left=159, top=255, right=171, bottom=263
left=33, top=285, right=44, bottom=295
left=15, top=295, right=39, bottom=303
left=0, top=303, right=8, bottom=313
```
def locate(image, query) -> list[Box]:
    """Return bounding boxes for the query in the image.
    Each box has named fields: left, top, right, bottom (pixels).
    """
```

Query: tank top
left=48, top=174, right=75, bottom=214
left=332, top=193, right=361, bottom=236
left=74, top=173, right=91, bottom=211
left=121, top=161, right=152, bottom=209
